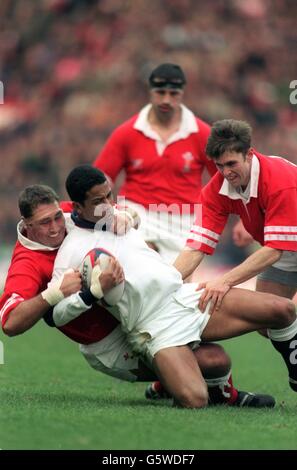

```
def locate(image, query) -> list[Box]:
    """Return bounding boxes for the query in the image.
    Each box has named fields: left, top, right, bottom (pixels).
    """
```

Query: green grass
left=1, top=322, right=297, bottom=450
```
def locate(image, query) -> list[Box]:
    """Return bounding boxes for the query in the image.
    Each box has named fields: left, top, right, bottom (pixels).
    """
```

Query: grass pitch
left=1, top=321, right=297, bottom=450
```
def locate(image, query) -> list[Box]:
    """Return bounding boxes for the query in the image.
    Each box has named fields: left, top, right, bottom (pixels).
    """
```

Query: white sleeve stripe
left=264, top=226, right=297, bottom=233
left=191, top=225, right=220, bottom=240
left=264, top=234, right=297, bottom=241
left=0, top=293, right=24, bottom=320
left=187, top=233, right=217, bottom=248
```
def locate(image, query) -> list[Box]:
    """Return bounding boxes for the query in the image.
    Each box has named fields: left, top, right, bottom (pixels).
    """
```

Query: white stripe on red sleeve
left=0, top=293, right=24, bottom=321
left=264, top=226, right=297, bottom=233
left=188, top=232, right=217, bottom=249
left=191, top=225, right=220, bottom=241
left=264, top=234, right=297, bottom=242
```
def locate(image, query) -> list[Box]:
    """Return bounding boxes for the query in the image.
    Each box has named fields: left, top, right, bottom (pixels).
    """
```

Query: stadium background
left=0, top=0, right=297, bottom=450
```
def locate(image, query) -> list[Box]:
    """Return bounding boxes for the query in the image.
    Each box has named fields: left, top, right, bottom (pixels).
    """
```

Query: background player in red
left=175, top=119, right=297, bottom=314
left=93, top=63, right=219, bottom=263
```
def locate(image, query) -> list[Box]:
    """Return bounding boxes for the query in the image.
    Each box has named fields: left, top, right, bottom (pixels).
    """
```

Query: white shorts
left=124, top=199, right=195, bottom=263
left=79, top=325, right=140, bottom=382
left=126, top=283, right=211, bottom=362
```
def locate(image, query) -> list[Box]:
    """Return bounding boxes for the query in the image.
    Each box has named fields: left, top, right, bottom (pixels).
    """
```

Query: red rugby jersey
left=186, top=152, right=297, bottom=253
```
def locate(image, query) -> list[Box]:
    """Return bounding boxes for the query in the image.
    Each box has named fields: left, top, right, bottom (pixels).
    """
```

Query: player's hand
left=111, top=211, right=133, bottom=235
left=60, top=269, right=82, bottom=296
left=197, top=279, right=231, bottom=315
left=232, top=220, right=254, bottom=248
left=98, top=257, right=125, bottom=294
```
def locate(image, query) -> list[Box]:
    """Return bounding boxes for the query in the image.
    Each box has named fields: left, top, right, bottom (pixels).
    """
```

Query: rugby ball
left=80, top=248, right=124, bottom=306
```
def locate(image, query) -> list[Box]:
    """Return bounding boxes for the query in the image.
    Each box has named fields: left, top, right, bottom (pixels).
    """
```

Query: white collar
left=133, top=103, right=198, bottom=143
left=219, top=154, right=260, bottom=203
left=17, top=214, right=74, bottom=251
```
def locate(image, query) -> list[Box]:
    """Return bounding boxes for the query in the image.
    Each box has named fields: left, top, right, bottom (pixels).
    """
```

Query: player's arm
left=174, top=248, right=205, bottom=281
left=174, top=183, right=227, bottom=280
left=93, top=126, right=126, bottom=180
left=2, top=270, right=82, bottom=336
left=198, top=246, right=282, bottom=314
left=112, top=206, right=140, bottom=235
left=232, top=218, right=254, bottom=247
left=52, top=257, right=124, bottom=326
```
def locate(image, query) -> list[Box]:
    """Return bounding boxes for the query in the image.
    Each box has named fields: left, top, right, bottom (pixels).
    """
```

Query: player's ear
left=21, top=216, right=28, bottom=229
left=73, top=201, right=82, bottom=215
left=246, top=148, right=254, bottom=162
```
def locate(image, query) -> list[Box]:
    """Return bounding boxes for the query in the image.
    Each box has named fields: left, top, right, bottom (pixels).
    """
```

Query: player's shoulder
left=8, top=241, right=54, bottom=280
left=60, top=200, right=73, bottom=213
left=111, top=114, right=139, bottom=136
left=12, top=241, right=52, bottom=261
left=203, top=171, right=224, bottom=193
left=257, top=152, right=297, bottom=190
left=194, top=115, right=211, bottom=136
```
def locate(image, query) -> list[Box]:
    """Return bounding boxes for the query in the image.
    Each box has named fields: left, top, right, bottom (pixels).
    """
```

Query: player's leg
left=147, top=343, right=275, bottom=407
left=153, top=345, right=208, bottom=408
left=146, top=343, right=231, bottom=400
left=201, top=288, right=295, bottom=341
left=201, top=288, right=297, bottom=391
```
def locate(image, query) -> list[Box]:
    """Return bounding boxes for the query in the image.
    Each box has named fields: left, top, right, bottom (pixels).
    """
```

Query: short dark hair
left=18, top=185, right=59, bottom=219
left=206, top=119, right=252, bottom=160
left=66, top=165, right=106, bottom=204
left=149, top=63, right=186, bottom=89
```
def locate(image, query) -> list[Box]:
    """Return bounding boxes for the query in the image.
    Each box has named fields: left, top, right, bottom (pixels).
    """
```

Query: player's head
left=19, top=184, right=65, bottom=248
left=148, top=63, right=186, bottom=121
left=206, top=119, right=253, bottom=189
left=66, top=165, right=113, bottom=223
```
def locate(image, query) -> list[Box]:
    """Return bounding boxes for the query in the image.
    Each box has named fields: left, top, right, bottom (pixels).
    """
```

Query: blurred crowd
left=0, top=0, right=297, bottom=243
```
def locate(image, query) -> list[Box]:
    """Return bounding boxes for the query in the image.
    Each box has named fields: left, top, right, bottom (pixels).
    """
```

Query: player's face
left=150, top=88, right=184, bottom=121
left=25, top=202, right=66, bottom=248
left=76, top=182, right=114, bottom=224
left=215, top=150, right=253, bottom=189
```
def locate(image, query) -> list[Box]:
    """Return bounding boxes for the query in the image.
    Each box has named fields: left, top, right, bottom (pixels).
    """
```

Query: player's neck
left=148, top=108, right=181, bottom=141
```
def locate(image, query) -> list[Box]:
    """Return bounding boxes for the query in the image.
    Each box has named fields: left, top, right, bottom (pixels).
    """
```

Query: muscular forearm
left=221, top=246, right=282, bottom=287
left=174, top=249, right=205, bottom=280
left=3, top=295, right=51, bottom=336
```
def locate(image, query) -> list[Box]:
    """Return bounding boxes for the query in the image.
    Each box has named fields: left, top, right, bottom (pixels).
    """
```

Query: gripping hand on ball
left=90, top=257, right=125, bottom=299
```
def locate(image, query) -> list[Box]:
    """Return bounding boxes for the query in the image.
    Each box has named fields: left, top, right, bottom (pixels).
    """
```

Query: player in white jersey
left=52, top=165, right=297, bottom=409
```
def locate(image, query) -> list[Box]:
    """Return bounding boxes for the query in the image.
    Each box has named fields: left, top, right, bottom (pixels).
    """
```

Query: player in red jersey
left=0, top=183, right=274, bottom=407
left=175, top=119, right=297, bottom=315
left=93, top=63, right=220, bottom=263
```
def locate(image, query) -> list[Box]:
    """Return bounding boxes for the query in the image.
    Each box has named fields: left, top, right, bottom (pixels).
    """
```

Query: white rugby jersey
left=52, top=226, right=183, bottom=333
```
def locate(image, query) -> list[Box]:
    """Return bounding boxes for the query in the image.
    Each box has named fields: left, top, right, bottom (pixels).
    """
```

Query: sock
left=268, top=317, right=297, bottom=392
left=206, top=371, right=238, bottom=405
left=154, top=373, right=240, bottom=405
left=152, top=381, right=165, bottom=394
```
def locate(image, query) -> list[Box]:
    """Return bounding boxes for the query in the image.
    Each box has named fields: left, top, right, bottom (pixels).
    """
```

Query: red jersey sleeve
left=0, top=254, right=45, bottom=327
left=186, top=178, right=229, bottom=253
left=93, top=125, right=127, bottom=180
left=263, top=188, right=297, bottom=251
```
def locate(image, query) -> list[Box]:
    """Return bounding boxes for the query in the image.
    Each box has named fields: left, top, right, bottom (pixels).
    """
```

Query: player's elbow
left=2, top=318, right=23, bottom=336
left=2, top=323, right=17, bottom=336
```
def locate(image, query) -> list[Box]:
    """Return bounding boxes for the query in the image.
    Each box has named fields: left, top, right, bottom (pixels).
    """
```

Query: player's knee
left=271, top=298, right=296, bottom=327
left=194, top=343, right=231, bottom=379
left=176, top=383, right=208, bottom=409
